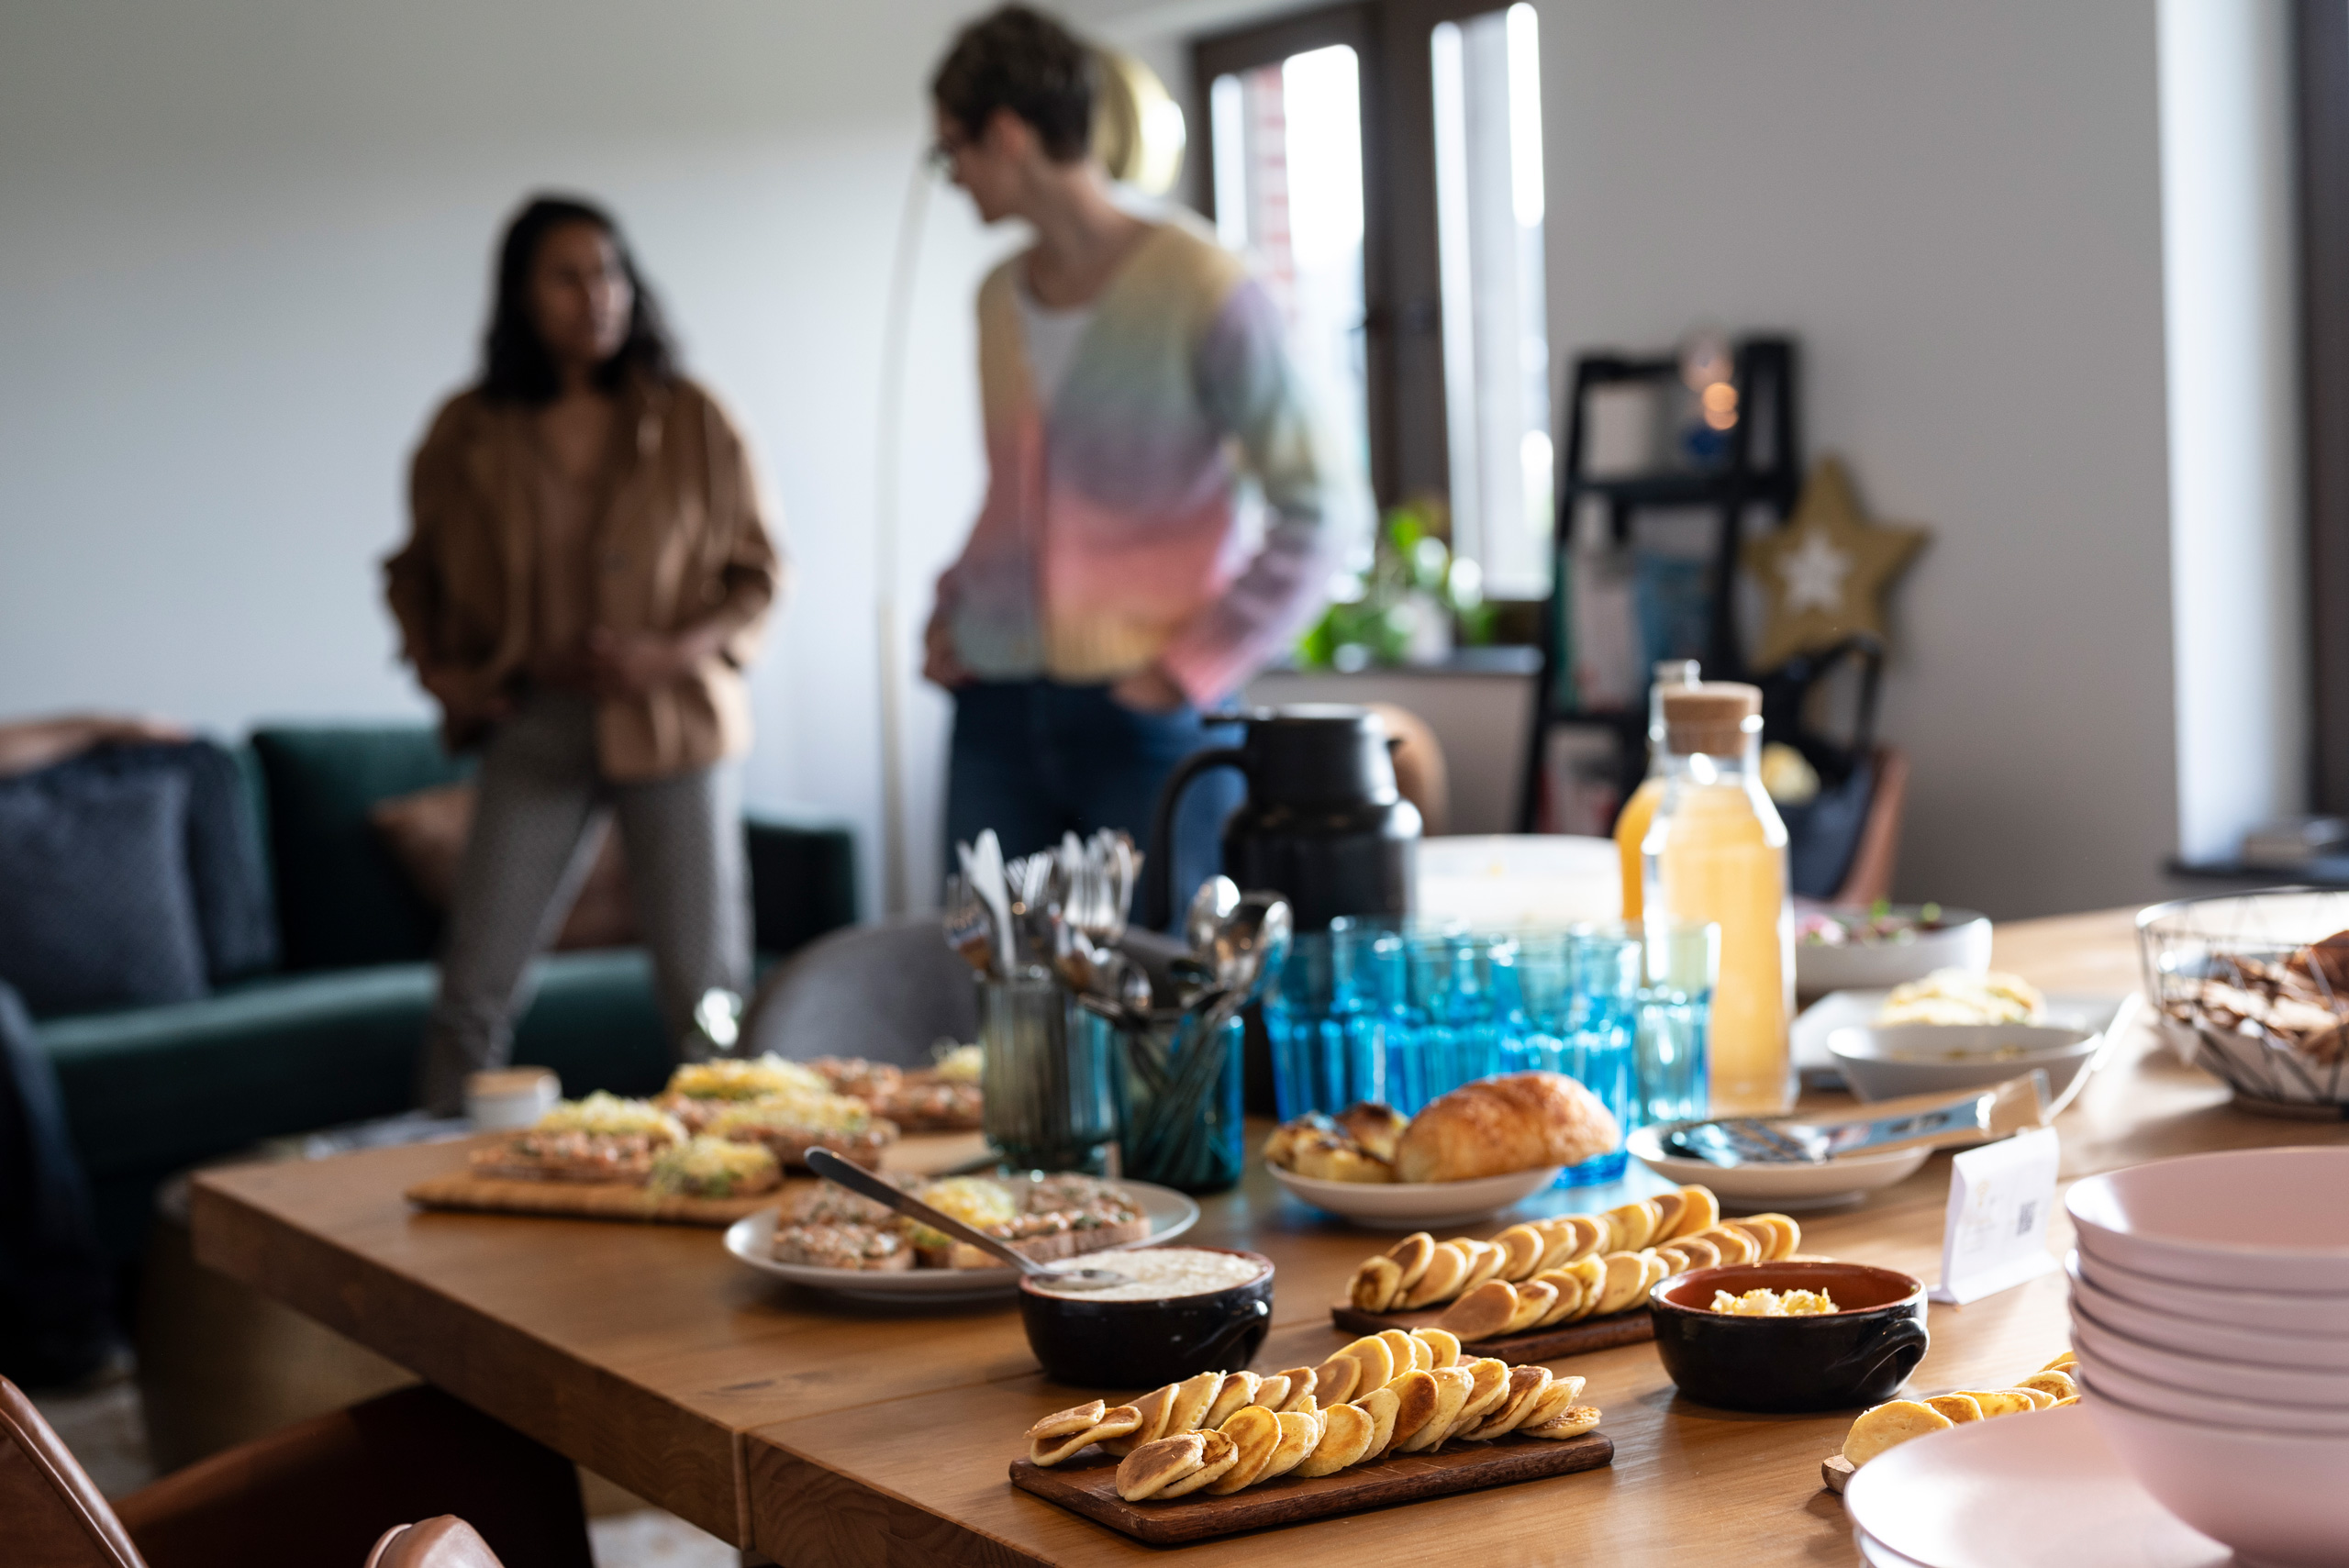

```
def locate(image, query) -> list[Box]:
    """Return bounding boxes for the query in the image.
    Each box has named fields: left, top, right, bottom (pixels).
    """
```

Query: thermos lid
left=1661, top=682, right=1762, bottom=756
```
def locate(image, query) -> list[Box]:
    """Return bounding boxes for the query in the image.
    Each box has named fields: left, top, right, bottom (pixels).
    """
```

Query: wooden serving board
left=1328, top=1301, right=1653, bottom=1361
left=402, top=1172, right=776, bottom=1227
left=1008, top=1432, right=1614, bottom=1545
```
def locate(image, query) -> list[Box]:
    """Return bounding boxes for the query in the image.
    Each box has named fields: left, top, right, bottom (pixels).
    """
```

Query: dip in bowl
left=1019, top=1246, right=1274, bottom=1389
left=1650, top=1261, right=1927, bottom=1412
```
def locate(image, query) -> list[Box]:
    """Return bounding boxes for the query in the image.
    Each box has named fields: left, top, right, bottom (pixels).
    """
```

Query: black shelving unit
left=1515, top=338, right=1802, bottom=832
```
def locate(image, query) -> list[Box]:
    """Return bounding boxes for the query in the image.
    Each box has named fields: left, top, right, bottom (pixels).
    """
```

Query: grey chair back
left=739, top=916, right=976, bottom=1067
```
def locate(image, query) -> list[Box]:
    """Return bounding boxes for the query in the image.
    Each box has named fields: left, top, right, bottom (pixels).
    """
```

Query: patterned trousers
left=417, top=691, right=750, bottom=1114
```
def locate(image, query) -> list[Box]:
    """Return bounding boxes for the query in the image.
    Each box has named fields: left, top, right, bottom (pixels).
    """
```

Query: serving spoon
left=803, top=1149, right=1129, bottom=1291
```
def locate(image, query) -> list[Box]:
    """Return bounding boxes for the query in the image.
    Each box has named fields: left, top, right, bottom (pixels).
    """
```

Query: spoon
left=1185, top=875, right=1241, bottom=956
left=802, top=1149, right=1128, bottom=1291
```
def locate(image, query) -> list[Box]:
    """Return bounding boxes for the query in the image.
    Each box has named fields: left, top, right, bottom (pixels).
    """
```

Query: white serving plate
left=722, top=1180, right=1198, bottom=1303
left=2065, top=1145, right=2349, bottom=1293
left=1264, top=1163, right=1561, bottom=1229
left=1623, top=1124, right=1932, bottom=1211
left=1794, top=989, right=2124, bottom=1090
left=1794, top=909, right=1992, bottom=998
left=1843, top=1403, right=2232, bottom=1568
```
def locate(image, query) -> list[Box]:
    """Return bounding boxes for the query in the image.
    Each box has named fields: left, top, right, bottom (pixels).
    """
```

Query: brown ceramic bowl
left=1017, top=1247, right=1274, bottom=1390
left=1649, top=1261, right=1928, bottom=1412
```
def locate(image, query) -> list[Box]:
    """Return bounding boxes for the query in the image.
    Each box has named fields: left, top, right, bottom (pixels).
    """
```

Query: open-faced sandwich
left=769, top=1171, right=1148, bottom=1273
left=806, top=1055, right=985, bottom=1132
left=647, top=1135, right=782, bottom=1199
left=470, top=1092, right=684, bottom=1184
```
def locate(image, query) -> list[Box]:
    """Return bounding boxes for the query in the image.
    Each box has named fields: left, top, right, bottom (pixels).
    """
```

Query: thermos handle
left=1141, top=746, right=1249, bottom=930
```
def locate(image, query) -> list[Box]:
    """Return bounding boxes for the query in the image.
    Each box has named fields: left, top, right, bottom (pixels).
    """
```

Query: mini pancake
left=1959, top=1389, right=2040, bottom=1418
left=1923, top=1394, right=1984, bottom=1424
left=1381, top=1369, right=1442, bottom=1453
left=1255, top=1408, right=1326, bottom=1483
left=1523, top=1405, right=1602, bottom=1440
left=1152, top=1429, right=1239, bottom=1499
left=2015, top=1370, right=2076, bottom=1402
left=1341, top=1335, right=1397, bottom=1394
left=1410, top=1327, right=1462, bottom=1368
left=2041, top=1351, right=2078, bottom=1373
left=1697, top=1226, right=1761, bottom=1265
left=1162, top=1370, right=1224, bottom=1436
left=1401, top=1242, right=1473, bottom=1308
left=1026, top=1400, right=1105, bottom=1442
left=1493, top=1223, right=1548, bottom=1281
left=1531, top=1270, right=1586, bottom=1328
left=1501, top=1279, right=1559, bottom=1334
left=1385, top=1231, right=1437, bottom=1293
left=1648, top=1189, right=1688, bottom=1240
left=1518, top=1378, right=1579, bottom=1432
left=1447, top=1357, right=1514, bottom=1436
left=1842, top=1400, right=1954, bottom=1467
left=1100, top=1383, right=1175, bottom=1455
left=1116, top=1432, right=1207, bottom=1501
left=1675, top=1184, right=1721, bottom=1235
left=1375, top=1329, right=1424, bottom=1379
left=1603, top=1200, right=1659, bottom=1252
left=1592, top=1251, right=1652, bottom=1316
left=1531, top=1219, right=1582, bottom=1273
left=1270, top=1366, right=1319, bottom=1412
left=1203, top=1372, right=1262, bottom=1429
left=1294, top=1401, right=1376, bottom=1476
left=1251, top=1373, right=1294, bottom=1413
left=1455, top=1240, right=1507, bottom=1296
left=1349, top=1256, right=1403, bottom=1313
left=1029, top=1403, right=1142, bottom=1466
left=1435, top=1279, right=1520, bottom=1340
left=1467, top=1364, right=1551, bottom=1439
left=1309, top=1355, right=1360, bottom=1406
left=1397, top=1365, right=1475, bottom=1453
left=1668, top=1235, right=1722, bottom=1271
left=1353, top=1385, right=1401, bottom=1457
left=1748, top=1212, right=1801, bottom=1259
left=1204, top=1406, right=1284, bottom=1495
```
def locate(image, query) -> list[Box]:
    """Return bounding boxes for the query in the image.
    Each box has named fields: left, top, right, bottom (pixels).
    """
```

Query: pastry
left=1336, top=1101, right=1409, bottom=1162
left=1392, top=1072, right=1621, bottom=1183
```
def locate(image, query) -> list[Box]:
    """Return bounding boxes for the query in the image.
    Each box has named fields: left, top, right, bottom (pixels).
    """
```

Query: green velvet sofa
left=33, top=725, right=857, bottom=1261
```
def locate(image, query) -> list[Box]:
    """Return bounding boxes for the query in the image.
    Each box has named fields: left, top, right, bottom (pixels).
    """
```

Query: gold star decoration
left=1742, top=457, right=1929, bottom=670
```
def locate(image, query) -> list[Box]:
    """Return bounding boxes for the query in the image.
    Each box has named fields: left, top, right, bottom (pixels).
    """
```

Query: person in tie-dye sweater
left=924, top=6, right=1338, bottom=906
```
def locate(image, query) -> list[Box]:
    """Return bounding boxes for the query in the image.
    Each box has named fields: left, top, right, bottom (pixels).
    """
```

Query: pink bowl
left=2074, top=1245, right=2349, bottom=1334
left=2071, top=1300, right=2349, bottom=1409
left=2067, top=1267, right=2349, bottom=1370
left=2076, top=1352, right=2349, bottom=1434
left=2065, top=1148, right=2349, bottom=1292
left=2086, top=1382, right=2349, bottom=1567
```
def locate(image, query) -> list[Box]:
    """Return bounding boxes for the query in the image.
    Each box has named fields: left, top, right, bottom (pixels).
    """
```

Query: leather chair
left=2, top=1378, right=590, bottom=1568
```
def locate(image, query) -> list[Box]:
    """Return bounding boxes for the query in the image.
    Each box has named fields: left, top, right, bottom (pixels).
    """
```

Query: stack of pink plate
left=2065, top=1146, right=2349, bottom=1568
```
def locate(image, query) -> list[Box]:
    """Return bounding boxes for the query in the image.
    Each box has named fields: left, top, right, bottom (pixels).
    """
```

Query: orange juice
left=1614, top=662, right=1699, bottom=920
left=1641, top=684, right=1792, bottom=1116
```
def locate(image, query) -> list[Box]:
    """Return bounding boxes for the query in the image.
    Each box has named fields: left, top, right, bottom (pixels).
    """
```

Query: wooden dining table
left=188, top=908, right=2346, bottom=1565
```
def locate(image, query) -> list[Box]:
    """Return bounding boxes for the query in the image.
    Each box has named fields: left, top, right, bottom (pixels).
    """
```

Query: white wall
left=1539, top=0, right=2177, bottom=918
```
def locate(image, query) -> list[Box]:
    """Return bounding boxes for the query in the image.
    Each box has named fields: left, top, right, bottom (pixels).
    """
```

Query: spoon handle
left=803, top=1149, right=1038, bottom=1274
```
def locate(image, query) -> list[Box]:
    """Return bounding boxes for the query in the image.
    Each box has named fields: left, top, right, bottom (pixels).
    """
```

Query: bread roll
left=1393, top=1073, right=1620, bottom=1183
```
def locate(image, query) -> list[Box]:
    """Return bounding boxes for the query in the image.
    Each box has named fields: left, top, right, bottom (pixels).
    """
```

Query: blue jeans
left=947, top=681, right=1244, bottom=929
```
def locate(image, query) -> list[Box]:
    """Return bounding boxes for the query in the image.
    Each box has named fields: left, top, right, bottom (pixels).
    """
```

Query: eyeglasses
left=926, top=136, right=967, bottom=177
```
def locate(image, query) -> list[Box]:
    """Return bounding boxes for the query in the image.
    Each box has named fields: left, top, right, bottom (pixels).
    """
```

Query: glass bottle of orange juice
left=1641, top=683, right=1793, bottom=1116
left=1614, top=660, right=1701, bottom=920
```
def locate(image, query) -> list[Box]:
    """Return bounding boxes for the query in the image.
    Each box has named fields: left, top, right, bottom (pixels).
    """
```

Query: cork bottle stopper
left=1662, top=682, right=1761, bottom=756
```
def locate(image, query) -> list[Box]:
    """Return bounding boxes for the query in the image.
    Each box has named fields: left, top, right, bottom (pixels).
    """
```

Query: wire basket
left=2136, top=889, right=2349, bottom=1117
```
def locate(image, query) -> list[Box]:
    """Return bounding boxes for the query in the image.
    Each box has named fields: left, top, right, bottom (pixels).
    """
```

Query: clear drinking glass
left=977, top=971, right=1115, bottom=1173
left=1560, top=924, right=1640, bottom=1185
left=1108, top=1009, right=1246, bottom=1194
left=1637, top=918, right=1719, bottom=1126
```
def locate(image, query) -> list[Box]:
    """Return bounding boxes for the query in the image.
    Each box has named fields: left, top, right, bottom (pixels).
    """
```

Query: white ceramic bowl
left=2065, top=1146, right=2349, bottom=1293
left=2087, top=1382, right=2349, bottom=1568
left=2069, top=1299, right=2349, bottom=1411
left=1264, top=1162, right=1560, bottom=1230
left=2066, top=1273, right=2349, bottom=1370
left=1624, top=1124, right=1932, bottom=1211
left=2074, top=1244, right=2349, bottom=1334
left=2077, top=1354, right=2349, bottom=1435
left=1826, top=1023, right=2096, bottom=1104
left=1794, top=908, right=1993, bottom=997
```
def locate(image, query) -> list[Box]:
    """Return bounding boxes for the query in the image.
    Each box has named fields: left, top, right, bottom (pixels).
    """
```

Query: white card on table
left=1930, top=1126, right=2061, bottom=1305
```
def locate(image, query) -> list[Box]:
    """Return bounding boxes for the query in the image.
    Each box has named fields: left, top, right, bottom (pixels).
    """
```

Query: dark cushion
left=745, top=810, right=861, bottom=955
left=54, top=740, right=279, bottom=984
left=42, top=950, right=672, bottom=1260
left=0, top=767, right=208, bottom=1017
left=249, top=727, right=471, bottom=972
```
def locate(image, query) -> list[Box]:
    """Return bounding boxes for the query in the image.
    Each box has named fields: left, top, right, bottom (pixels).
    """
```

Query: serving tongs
left=1659, top=1073, right=2053, bottom=1167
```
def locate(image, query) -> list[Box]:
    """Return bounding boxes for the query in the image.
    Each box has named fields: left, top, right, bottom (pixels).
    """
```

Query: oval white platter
left=1624, top=1124, right=1931, bottom=1211
left=723, top=1178, right=1198, bottom=1303
left=1265, top=1163, right=1562, bottom=1230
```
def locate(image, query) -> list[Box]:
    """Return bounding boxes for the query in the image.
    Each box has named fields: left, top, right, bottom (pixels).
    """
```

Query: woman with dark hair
left=385, top=195, right=785, bottom=1113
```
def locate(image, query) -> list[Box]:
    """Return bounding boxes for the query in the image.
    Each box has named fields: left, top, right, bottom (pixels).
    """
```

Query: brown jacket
left=384, top=376, right=785, bottom=781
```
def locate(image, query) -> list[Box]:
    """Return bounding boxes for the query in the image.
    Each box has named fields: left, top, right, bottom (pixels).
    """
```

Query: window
left=1195, top=0, right=1556, bottom=596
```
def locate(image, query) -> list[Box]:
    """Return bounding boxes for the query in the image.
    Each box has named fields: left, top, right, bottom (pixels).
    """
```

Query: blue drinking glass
left=1559, top=923, right=1642, bottom=1186
left=1635, top=918, right=1718, bottom=1126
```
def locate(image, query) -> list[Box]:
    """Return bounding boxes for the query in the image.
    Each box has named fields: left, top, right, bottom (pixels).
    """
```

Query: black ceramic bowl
left=1017, top=1247, right=1274, bottom=1390
left=1649, top=1261, right=1928, bottom=1413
